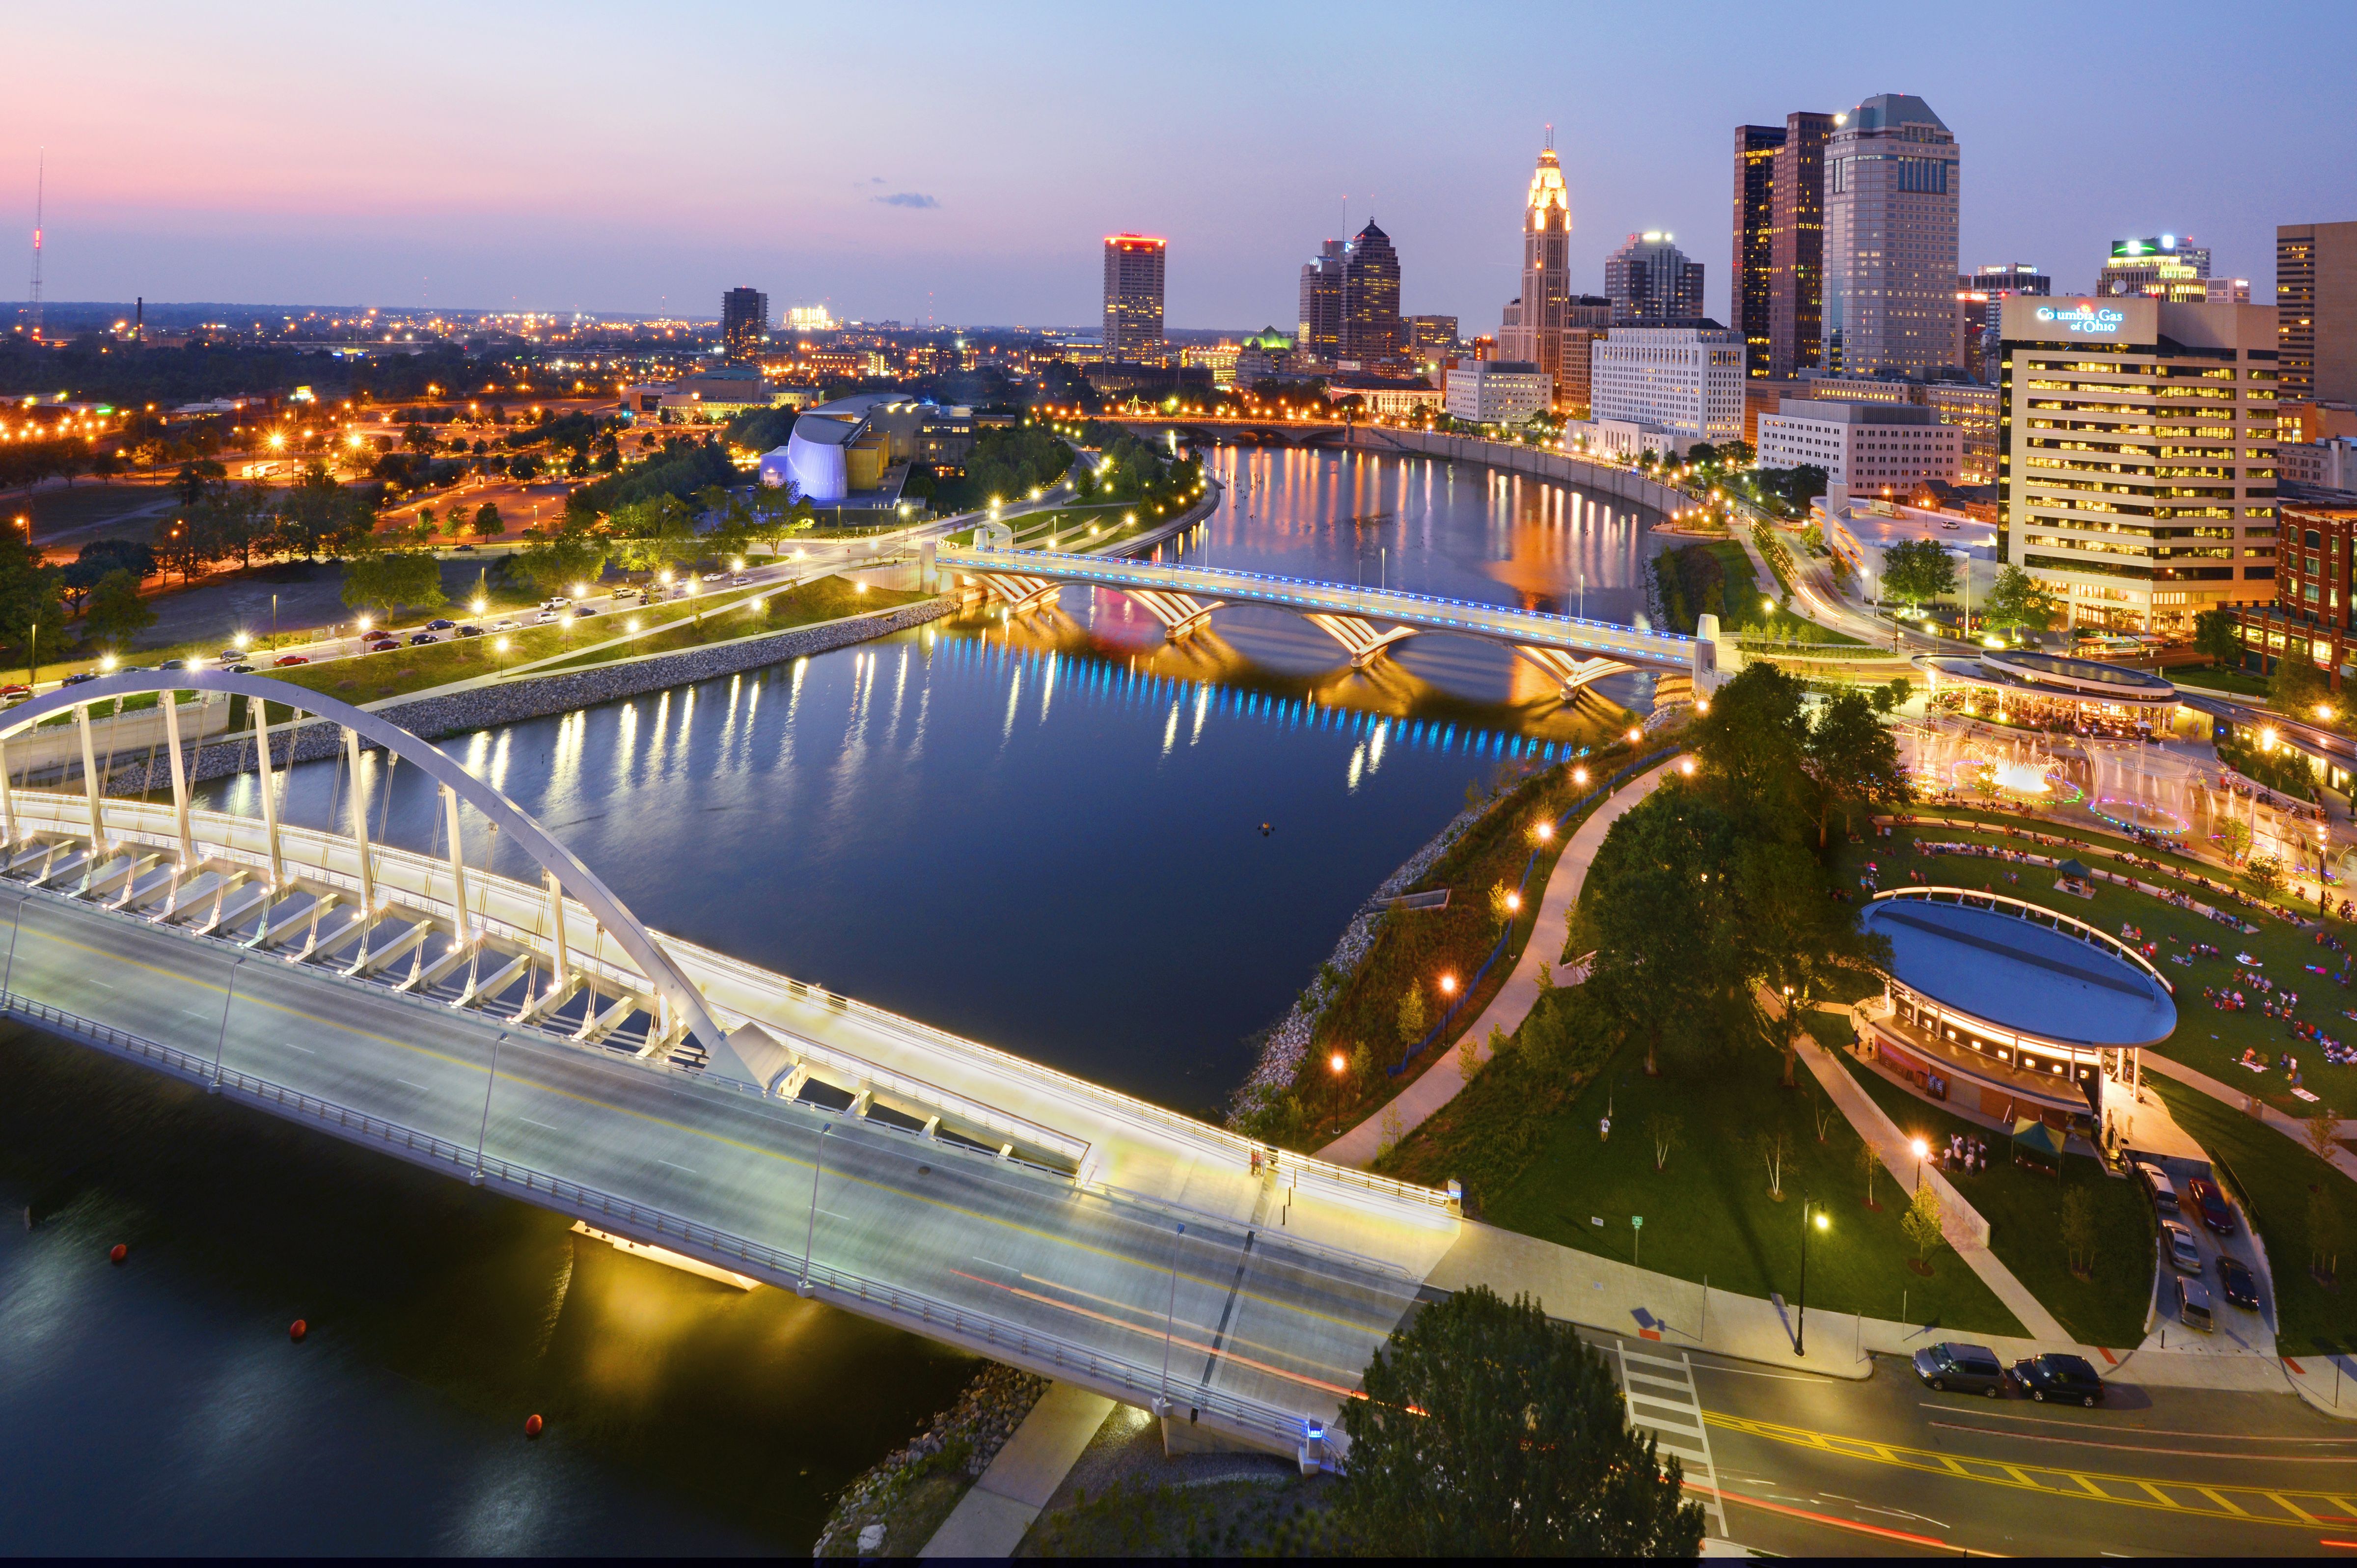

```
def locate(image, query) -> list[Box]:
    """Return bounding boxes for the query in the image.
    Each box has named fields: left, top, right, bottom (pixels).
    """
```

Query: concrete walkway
left=919, top=1382, right=1116, bottom=1559
left=1317, top=760, right=1680, bottom=1166
left=1792, top=1028, right=2070, bottom=1342
left=2140, top=1052, right=2357, bottom=1183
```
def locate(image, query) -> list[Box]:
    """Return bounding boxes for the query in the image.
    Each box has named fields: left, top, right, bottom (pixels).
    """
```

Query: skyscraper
left=2278, top=221, right=2357, bottom=403
left=1341, top=220, right=1403, bottom=366
left=720, top=287, right=768, bottom=360
left=1768, top=111, right=1836, bottom=380
left=1732, top=126, right=1782, bottom=378
left=1952, top=262, right=2050, bottom=382
left=1604, top=233, right=1704, bottom=326
left=1298, top=239, right=1345, bottom=358
left=1498, top=141, right=1576, bottom=401
left=1821, top=93, right=1960, bottom=378
left=1101, top=234, right=1166, bottom=360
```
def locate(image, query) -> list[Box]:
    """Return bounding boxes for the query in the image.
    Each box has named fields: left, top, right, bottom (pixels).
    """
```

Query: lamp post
left=1329, top=1050, right=1348, bottom=1135
left=1910, top=1137, right=1929, bottom=1192
left=1796, top=1196, right=1828, bottom=1357
left=210, top=954, right=247, bottom=1090
left=1160, top=1222, right=1187, bottom=1403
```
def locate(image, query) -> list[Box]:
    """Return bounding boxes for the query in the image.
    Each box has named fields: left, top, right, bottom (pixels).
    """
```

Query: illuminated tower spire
left=27, top=149, right=43, bottom=341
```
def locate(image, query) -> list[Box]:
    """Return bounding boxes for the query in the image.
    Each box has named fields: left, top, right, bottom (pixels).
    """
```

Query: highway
left=1600, top=1338, right=2357, bottom=1556
left=2, top=888, right=1423, bottom=1443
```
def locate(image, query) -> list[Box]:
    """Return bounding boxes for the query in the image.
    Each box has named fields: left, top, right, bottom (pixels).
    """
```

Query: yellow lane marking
left=1707, top=1411, right=2351, bottom=1529
left=25, top=920, right=1394, bottom=1344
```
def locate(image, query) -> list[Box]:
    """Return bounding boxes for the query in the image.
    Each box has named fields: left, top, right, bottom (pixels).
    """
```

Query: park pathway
left=1316, top=759, right=1679, bottom=1167
left=2140, top=1053, right=2357, bottom=1184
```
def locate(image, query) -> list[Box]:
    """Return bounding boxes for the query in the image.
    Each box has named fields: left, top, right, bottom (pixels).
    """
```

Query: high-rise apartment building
left=1999, top=295, right=2280, bottom=635
left=2278, top=221, right=2357, bottom=403
left=1604, top=233, right=1704, bottom=326
left=1822, top=93, right=1960, bottom=378
left=1101, top=234, right=1167, bottom=360
left=721, top=287, right=768, bottom=359
left=1498, top=142, right=1579, bottom=405
left=1341, top=220, right=1404, bottom=367
left=1298, top=239, right=1345, bottom=358
left=1732, top=126, right=1783, bottom=378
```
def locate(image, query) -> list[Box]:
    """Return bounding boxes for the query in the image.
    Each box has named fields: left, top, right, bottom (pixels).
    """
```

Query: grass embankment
left=1657, top=540, right=1860, bottom=646
left=536, top=575, right=929, bottom=673
left=2147, top=1079, right=2356, bottom=1358
left=1257, top=737, right=1654, bottom=1150
left=1847, top=820, right=2351, bottom=1123
left=1393, top=1009, right=2022, bottom=1336
left=1836, top=1050, right=2156, bottom=1348
left=2168, top=664, right=2271, bottom=699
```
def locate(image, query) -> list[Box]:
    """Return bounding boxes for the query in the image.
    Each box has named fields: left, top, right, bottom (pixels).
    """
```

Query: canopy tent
left=2011, top=1116, right=2067, bottom=1176
left=2056, top=858, right=2092, bottom=880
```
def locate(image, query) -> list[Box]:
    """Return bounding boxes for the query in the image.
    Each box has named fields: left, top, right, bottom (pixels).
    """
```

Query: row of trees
left=1874, top=540, right=2065, bottom=633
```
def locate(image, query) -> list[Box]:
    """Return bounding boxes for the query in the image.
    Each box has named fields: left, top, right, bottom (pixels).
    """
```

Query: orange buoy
left=289, top=1319, right=308, bottom=1342
left=523, top=1413, right=544, bottom=1438
left=108, top=1243, right=127, bottom=1265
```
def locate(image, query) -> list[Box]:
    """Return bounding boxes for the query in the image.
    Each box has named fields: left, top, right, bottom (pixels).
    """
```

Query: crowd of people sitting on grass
left=1888, top=814, right=2304, bottom=929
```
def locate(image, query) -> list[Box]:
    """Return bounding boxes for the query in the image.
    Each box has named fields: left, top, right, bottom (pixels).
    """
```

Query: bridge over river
left=0, top=672, right=1461, bottom=1466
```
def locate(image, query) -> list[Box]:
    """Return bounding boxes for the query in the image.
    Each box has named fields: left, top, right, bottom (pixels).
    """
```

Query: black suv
left=2010, top=1353, right=2105, bottom=1406
left=1912, top=1342, right=2006, bottom=1397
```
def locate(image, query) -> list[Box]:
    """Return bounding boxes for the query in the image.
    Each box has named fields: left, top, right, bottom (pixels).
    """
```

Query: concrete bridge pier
left=1301, top=613, right=1418, bottom=670
left=1129, top=589, right=1225, bottom=641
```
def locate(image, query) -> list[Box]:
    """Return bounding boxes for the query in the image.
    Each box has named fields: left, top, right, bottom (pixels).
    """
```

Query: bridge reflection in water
left=0, top=672, right=1457, bottom=1464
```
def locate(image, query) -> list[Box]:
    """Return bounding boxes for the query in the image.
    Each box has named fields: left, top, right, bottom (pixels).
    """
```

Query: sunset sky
left=6, top=0, right=2354, bottom=329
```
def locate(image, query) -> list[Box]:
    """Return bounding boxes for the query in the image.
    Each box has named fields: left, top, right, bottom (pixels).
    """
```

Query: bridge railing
left=0, top=987, right=1338, bottom=1458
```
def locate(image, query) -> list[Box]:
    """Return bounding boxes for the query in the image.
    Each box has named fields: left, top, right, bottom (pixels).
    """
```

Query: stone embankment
left=811, top=1362, right=1048, bottom=1559
left=85, top=598, right=955, bottom=795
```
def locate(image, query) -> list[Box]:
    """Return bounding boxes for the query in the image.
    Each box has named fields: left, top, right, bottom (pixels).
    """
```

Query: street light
left=1329, top=1050, right=1349, bottom=1133
left=1796, top=1197, right=1829, bottom=1356
left=1910, top=1137, right=1929, bottom=1190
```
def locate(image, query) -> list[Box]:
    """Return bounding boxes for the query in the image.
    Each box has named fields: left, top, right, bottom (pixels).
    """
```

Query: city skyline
left=5, top=2, right=2355, bottom=330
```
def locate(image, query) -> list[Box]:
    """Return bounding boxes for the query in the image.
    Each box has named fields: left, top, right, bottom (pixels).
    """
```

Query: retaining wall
left=1345, top=427, right=1687, bottom=515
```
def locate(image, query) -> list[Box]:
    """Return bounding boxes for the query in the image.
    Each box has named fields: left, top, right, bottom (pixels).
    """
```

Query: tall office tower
left=1821, top=93, right=1960, bottom=378
left=1732, top=125, right=1783, bottom=377
left=720, top=287, right=768, bottom=359
left=1298, top=238, right=1345, bottom=358
left=1953, top=263, right=2051, bottom=381
left=1499, top=140, right=1576, bottom=400
left=1604, top=233, right=1704, bottom=326
left=1767, top=111, right=1836, bottom=379
left=1341, top=220, right=1403, bottom=365
left=1999, top=296, right=2277, bottom=637
left=1101, top=234, right=1167, bottom=360
left=2278, top=221, right=2357, bottom=403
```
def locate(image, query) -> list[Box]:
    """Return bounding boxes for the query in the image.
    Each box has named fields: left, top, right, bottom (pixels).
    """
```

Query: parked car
left=489, top=618, right=516, bottom=633
left=2010, top=1353, right=2105, bottom=1406
left=273, top=654, right=309, bottom=667
left=2187, top=1178, right=2237, bottom=1237
left=2176, top=1275, right=2215, bottom=1333
left=369, top=639, right=400, bottom=653
left=1912, top=1342, right=2007, bottom=1397
left=2132, top=1159, right=2179, bottom=1213
left=2217, top=1255, right=2259, bottom=1311
left=0, top=683, right=28, bottom=700
left=425, top=619, right=457, bottom=632
left=408, top=633, right=437, bottom=646
left=533, top=610, right=560, bottom=625
left=457, top=625, right=484, bottom=638
left=572, top=605, right=597, bottom=618
left=539, top=597, right=570, bottom=611
left=2165, top=1221, right=2203, bottom=1274
left=60, top=671, right=100, bottom=686
left=731, top=574, right=749, bottom=585
left=226, top=663, right=256, bottom=674
left=452, top=542, right=476, bottom=552
left=215, top=650, right=244, bottom=663
left=156, top=659, right=188, bottom=671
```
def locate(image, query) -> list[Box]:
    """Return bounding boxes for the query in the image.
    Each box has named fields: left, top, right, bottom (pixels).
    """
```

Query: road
left=1599, top=1335, right=2357, bottom=1556
left=3, top=889, right=1422, bottom=1435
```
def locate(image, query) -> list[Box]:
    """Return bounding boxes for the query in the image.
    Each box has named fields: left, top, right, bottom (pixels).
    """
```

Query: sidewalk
left=919, top=1382, right=1116, bottom=1558
left=1317, top=760, right=1678, bottom=1166
left=2140, top=1052, right=2357, bottom=1183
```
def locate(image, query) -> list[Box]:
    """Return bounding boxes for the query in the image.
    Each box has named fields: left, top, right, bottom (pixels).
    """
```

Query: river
left=0, top=444, right=1663, bottom=1552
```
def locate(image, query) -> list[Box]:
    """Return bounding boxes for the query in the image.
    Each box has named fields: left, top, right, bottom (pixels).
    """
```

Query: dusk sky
left=8, top=0, right=2355, bottom=330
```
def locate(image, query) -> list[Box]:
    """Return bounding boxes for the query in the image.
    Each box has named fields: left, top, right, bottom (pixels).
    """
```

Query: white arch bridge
left=933, top=543, right=1717, bottom=699
left=0, top=671, right=1463, bottom=1465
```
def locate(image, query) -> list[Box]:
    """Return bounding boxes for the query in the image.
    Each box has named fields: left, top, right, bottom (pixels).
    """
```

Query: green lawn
left=1478, top=1035, right=2026, bottom=1336
left=2146, top=1079, right=2356, bottom=1358
left=535, top=576, right=929, bottom=673
left=1844, top=821, right=2355, bottom=1124
left=2169, top=664, right=2270, bottom=699
left=1836, top=1051, right=2156, bottom=1348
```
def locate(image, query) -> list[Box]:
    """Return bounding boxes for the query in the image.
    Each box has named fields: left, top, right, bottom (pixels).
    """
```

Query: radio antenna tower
left=28, top=149, right=44, bottom=341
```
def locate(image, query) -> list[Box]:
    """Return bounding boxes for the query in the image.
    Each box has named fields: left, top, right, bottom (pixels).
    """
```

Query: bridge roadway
left=935, top=545, right=1714, bottom=694
left=0, top=794, right=1450, bottom=1459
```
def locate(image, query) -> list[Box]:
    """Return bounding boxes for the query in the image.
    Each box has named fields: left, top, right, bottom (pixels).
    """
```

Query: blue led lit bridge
left=931, top=543, right=1719, bottom=699
left=0, top=671, right=1463, bottom=1470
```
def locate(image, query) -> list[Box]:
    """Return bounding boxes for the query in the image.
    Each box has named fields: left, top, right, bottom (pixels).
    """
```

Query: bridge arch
left=0, top=670, right=727, bottom=1052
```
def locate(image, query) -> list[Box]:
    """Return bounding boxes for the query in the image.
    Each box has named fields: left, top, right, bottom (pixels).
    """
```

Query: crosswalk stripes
left=1617, top=1341, right=1729, bottom=1540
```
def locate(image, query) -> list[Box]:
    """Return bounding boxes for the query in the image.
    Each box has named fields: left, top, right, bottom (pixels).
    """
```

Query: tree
left=1335, top=1286, right=1706, bottom=1558
left=2272, top=648, right=2329, bottom=720
left=474, top=502, right=505, bottom=540
left=340, top=551, right=446, bottom=620
left=81, top=569, right=156, bottom=651
left=2060, top=1186, right=2097, bottom=1278
left=1686, top=660, right=1815, bottom=839
left=2307, top=1107, right=2343, bottom=1166
left=512, top=530, right=609, bottom=600
left=1754, top=1127, right=1791, bottom=1201
left=1855, top=1134, right=1883, bottom=1209
left=1805, top=687, right=1910, bottom=848
left=2308, top=1186, right=2342, bottom=1282
left=2219, top=818, right=2254, bottom=865
left=1869, top=675, right=1913, bottom=715
left=1980, top=564, right=2062, bottom=634
left=2192, top=606, right=2242, bottom=670
left=1647, top=1112, right=1682, bottom=1172
left=1396, top=986, right=1430, bottom=1053
left=1903, top=1183, right=1947, bottom=1269
left=1881, top=538, right=1958, bottom=609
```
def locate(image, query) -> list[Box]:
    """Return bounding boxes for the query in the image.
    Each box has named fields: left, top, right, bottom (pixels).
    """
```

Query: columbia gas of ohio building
left=1998, top=294, right=2280, bottom=637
